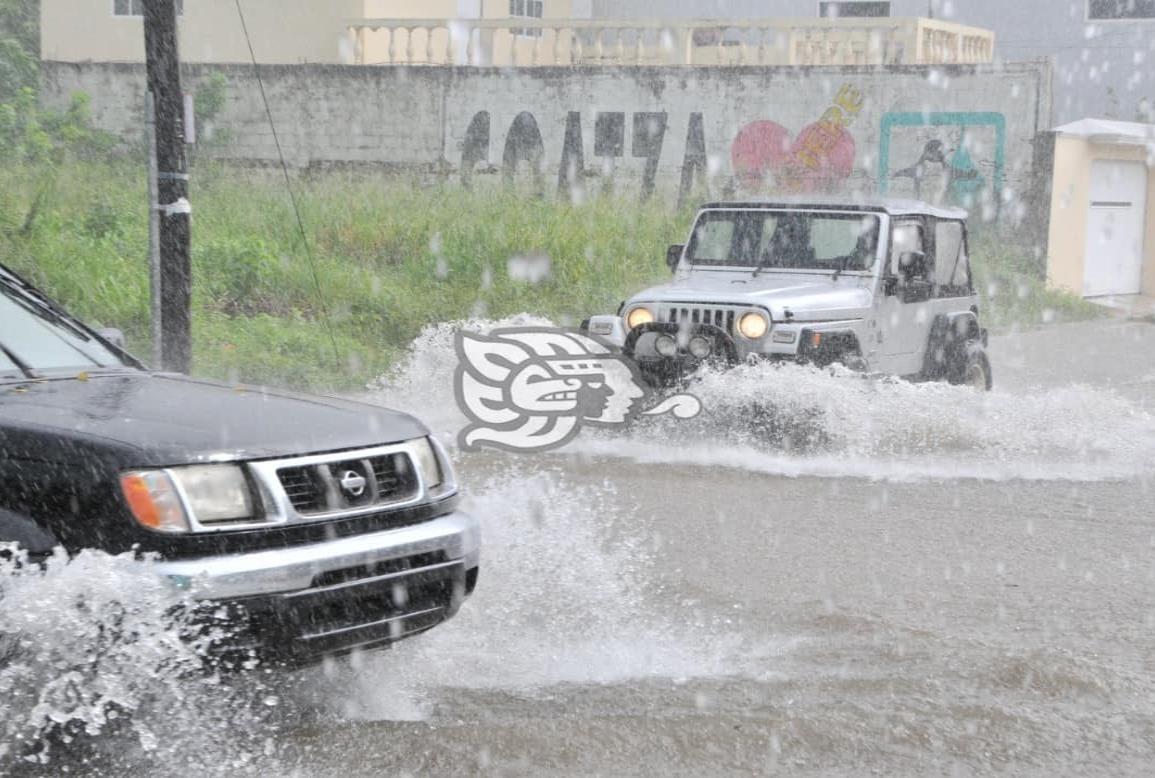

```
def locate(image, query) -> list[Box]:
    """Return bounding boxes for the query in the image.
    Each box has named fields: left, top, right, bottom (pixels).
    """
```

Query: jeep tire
left=948, top=342, right=992, bottom=391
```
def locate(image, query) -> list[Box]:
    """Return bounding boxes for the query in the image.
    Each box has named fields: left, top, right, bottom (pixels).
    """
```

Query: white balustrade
left=345, top=17, right=994, bottom=68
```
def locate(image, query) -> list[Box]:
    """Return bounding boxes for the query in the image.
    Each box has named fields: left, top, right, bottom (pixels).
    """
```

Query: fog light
left=772, top=330, right=797, bottom=344
left=655, top=334, right=678, bottom=357
left=688, top=336, right=712, bottom=359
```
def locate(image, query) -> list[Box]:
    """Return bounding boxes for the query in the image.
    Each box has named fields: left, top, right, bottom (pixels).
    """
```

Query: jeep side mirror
left=97, top=327, right=126, bottom=349
left=898, top=251, right=927, bottom=281
left=666, top=244, right=684, bottom=272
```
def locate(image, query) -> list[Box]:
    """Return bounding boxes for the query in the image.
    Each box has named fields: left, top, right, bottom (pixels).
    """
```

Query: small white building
left=1047, top=119, right=1155, bottom=302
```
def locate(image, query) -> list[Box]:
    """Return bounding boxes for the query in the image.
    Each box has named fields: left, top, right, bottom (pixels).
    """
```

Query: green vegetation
left=968, top=232, right=1103, bottom=331
left=0, top=160, right=686, bottom=388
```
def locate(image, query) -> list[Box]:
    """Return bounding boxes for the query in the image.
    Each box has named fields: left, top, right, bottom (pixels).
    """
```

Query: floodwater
left=5, top=319, right=1155, bottom=776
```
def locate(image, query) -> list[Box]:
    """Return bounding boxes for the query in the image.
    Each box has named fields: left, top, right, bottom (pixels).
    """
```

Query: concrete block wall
left=42, top=60, right=1051, bottom=217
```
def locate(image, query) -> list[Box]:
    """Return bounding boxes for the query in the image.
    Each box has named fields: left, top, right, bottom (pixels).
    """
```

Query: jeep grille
left=660, top=305, right=740, bottom=333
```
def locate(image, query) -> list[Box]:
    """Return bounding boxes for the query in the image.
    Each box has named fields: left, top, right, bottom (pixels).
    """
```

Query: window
left=1088, top=0, right=1155, bottom=19
left=889, top=221, right=924, bottom=278
left=686, top=210, right=880, bottom=271
left=933, top=220, right=970, bottom=293
left=510, top=0, right=544, bottom=37
left=113, top=0, right=184, bottom=17
left=689, top=218, right=737, bottom=264
left=818, top=1, right=891, bottom=18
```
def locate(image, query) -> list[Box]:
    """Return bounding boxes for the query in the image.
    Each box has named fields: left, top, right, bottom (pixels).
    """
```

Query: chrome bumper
left=152, top=510, right=481, bottom=600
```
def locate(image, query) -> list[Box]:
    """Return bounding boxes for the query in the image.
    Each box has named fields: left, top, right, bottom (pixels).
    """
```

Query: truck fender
left=0, top=508, right=59, bottom=556
left=922, top=312, right=980, bottom=380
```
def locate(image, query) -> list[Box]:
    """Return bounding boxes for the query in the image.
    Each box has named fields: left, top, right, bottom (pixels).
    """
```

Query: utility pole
left=142, top=0, right=191, bottom=373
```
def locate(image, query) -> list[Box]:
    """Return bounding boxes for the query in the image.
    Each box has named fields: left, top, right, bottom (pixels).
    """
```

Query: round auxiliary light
left=737, top=311, right=769, bottom=340
left=688, top=336, right=713, bottom=359
left=655, top=334, right=678, bottom=357
left=626, top=306, right=655, bottom=330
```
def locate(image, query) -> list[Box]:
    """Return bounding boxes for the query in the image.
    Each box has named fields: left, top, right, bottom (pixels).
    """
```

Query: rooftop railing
left=344, top=17, right=995, bottom=68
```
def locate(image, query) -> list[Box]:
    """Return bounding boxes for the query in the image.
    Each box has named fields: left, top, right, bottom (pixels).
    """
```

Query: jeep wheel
left=950, top=343, right=992, bottom=391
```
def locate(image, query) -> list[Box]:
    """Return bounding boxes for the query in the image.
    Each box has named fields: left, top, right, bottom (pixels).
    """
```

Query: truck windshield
left=685, top=210, right=880, bottom=271
left=0, top=268, right=127, bottom=376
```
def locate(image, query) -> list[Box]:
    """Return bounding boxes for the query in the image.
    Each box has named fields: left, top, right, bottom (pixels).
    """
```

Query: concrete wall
left=1047, top=135, right=1155, bottom=297
left=41, top=60, right=1051, bottom=218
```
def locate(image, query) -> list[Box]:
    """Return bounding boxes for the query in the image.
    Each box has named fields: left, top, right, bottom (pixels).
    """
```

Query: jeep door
left=878, top=218, right=932, bottom=375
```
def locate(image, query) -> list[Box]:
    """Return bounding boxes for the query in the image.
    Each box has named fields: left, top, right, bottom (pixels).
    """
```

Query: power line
left=232, top=0, right=341, bottom=368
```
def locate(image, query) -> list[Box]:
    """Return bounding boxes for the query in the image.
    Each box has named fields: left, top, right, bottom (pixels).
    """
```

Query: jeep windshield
left=685, top=210, right=880, bottom=273
left=0, top=267, right=128, bottom=377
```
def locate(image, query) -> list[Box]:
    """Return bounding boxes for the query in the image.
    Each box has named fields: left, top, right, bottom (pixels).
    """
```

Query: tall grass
left=0, top=159, right=1099, bottom=390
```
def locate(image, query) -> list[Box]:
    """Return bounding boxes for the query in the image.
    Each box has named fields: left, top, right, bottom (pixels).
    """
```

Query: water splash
left=0, top=550, right=276, bottom=773
left=299, top=469, right=769, bottom=721
left=370, top=318, right=1155, bottom=482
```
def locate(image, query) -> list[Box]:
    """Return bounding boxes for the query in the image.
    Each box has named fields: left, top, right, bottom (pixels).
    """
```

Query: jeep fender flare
left=797, top=327, right=863, bottom=368
left=922, top=312, right=981, bottom=380
left=0, top=508, right=59, bottom=557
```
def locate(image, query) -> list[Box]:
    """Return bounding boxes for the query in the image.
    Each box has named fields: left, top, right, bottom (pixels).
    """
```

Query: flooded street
left=7, top=319, right=1155, bottom=776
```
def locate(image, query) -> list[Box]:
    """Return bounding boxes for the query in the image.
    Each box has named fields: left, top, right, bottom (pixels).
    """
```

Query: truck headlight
left=625, top=306, right=655, bottom=329
left=120, top=464, right=254, bottom=532
left=171, top=465, right=254, bottom=522
left=409, top=436, right=445, bottom=492
left=737, top=312, right=769, bottom=340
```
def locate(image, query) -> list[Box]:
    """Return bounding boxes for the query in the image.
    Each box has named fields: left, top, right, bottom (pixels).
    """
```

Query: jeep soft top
left=697, top=196, right=969, bottom=220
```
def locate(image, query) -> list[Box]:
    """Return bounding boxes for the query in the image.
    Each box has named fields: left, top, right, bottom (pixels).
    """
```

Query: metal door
left=1083, top=160, right=1147, bottom=297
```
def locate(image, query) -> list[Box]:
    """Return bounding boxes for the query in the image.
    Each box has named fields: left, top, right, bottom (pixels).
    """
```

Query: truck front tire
left=0, top=509, right=58, bottom=563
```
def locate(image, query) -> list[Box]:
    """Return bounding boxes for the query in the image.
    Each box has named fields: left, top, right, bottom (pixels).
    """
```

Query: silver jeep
left=584, top=198, right=992, bottom=390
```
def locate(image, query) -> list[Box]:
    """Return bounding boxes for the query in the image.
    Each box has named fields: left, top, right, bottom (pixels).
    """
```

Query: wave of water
left=0, top=551, right=278, bottom=773
left=298, top=469, right=782, bottom=722
left=370, top=317, right=1155, bottom=483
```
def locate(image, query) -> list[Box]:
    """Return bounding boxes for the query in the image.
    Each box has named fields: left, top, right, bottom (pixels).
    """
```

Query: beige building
left=39, top=1, right=576, bottom=65
left=1046, top=119, right=1155, bottom=301
left=41, top=1, right=991, bottom=67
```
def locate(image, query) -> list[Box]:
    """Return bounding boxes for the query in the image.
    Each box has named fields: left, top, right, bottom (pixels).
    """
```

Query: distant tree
left=0, top=0, right=37, bottom=100
left=1105, top=87, right=1120, bottom=120
left=0, top=0, right=38, bottom=57
left=1136, top=97, right=1154, bottom=124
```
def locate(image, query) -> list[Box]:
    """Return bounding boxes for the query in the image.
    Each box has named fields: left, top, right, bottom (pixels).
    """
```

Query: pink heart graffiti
left=731, top=84, right=864, bottom=194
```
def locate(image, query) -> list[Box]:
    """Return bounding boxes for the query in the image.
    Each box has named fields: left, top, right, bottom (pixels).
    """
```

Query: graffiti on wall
left=879, top=112, right=1006, bottom=208
left=460, top=109, right=708, bottom=203
left=730, top=84, right=863, bottom=194
left=457, top=102, right=1007, bottom=207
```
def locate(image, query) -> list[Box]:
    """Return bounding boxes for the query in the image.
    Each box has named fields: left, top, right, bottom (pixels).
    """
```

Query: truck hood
left=0, top=372, right=428, bottom=466
left=628, top=270, right=875, bottom=321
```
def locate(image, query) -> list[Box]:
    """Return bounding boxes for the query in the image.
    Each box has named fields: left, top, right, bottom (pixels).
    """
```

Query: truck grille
left=661, top=305, right=738, bottom=332
left=276, top=452, right=417, bottom=516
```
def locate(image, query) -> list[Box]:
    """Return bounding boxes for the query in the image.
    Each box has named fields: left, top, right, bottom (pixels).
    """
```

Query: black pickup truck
left=0, top=262, right=479, bottom=665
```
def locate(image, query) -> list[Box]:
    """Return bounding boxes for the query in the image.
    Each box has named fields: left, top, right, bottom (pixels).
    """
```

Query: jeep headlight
left=737, top=311, right=769, bottom=340
left=120, top=464, right=254, bottom=532
left=409, top=436, right=446, bottom=493
left=625, top=306, right=655, bottom=330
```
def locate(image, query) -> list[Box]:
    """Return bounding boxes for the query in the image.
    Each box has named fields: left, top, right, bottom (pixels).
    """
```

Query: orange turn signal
left=120, top=471, right=190, bottom=533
